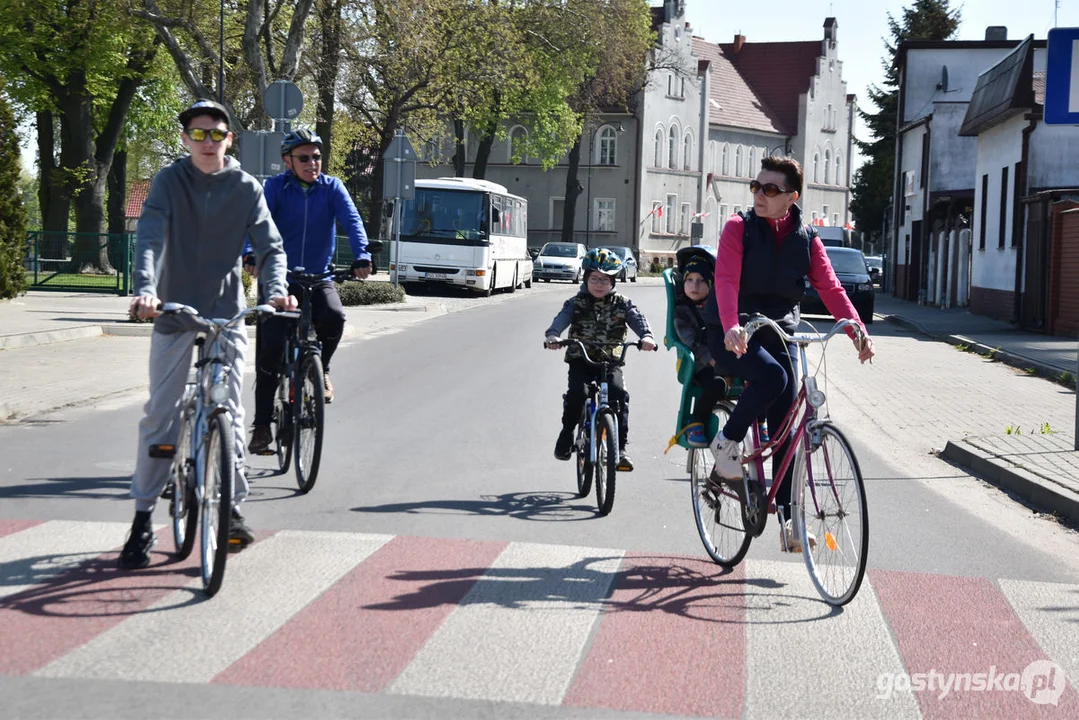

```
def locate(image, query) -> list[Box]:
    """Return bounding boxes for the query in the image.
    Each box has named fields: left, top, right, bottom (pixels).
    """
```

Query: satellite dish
left=937, top=65, right=950, bottom=92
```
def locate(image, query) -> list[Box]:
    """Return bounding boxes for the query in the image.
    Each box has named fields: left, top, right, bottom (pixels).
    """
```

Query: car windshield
left=541, top=244, right=578, bottom=258
left=604, top=247, right=629, bottom=258
left=827, top=251, right=868, bottom=274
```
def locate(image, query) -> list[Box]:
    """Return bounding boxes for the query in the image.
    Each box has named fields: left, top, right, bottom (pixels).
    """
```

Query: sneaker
left=228, top=507, right=255, bottom=550
left=780, top=519, right=817, bottom=553
left=323, top=372, right=335, bottom=404
left=118, top=513, right=156, bottom=569
left=616, top=451, right=634, bottom=472
left=248, top=425, right=273, bottom=455
left=684, top=422, right=708, bottom=448
left=554, top=428, right=574, bottom=461
left=709, top=433, right=743, bottom=480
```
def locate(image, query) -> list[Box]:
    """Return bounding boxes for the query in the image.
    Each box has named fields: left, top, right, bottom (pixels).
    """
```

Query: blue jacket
left=260, top=171, right=370, bottom=273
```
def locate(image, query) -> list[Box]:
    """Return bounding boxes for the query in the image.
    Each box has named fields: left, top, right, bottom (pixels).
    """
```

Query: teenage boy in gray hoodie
left=120, top=100, right=297, bottom=570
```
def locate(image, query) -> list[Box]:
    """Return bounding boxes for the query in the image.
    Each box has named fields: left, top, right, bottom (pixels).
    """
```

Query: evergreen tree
left=851, top=0, right=961, bottom=240
left=0, top=88, right=27, bottom=299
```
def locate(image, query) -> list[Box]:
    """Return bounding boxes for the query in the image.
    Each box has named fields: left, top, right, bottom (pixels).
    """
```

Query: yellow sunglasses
left=185, top=127, right=229, bottom=143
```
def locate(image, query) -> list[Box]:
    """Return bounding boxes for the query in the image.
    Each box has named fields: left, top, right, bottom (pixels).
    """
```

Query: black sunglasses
left=749, top=180, right=793, bottom=198
left=185, top=127, right=228, bottom=143
left=291, top=152, right=322, bottom=164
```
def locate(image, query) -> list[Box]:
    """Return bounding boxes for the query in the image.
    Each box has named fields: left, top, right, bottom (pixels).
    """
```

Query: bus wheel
left=509, top=270, right=518, bottom=293
left=484, top=270, right=496, bottom=297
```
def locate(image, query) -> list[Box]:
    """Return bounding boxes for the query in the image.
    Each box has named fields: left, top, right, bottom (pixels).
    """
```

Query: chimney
left=733, top=34, right=746, bottom=54
left=985, top=26, right=1007, bottom=41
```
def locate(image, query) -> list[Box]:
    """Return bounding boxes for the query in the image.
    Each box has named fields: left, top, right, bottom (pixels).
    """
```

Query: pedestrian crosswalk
left=1, top=518, right=1077, bottom=718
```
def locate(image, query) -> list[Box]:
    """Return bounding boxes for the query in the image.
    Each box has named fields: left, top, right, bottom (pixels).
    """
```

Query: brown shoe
left=248, top=425, right=273, bottom=455
left=323, top=372, right=334, bottom=404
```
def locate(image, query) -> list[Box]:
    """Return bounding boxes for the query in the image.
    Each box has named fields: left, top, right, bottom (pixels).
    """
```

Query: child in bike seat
left=544, top=248, right=656, bottom=472
left=672, top=249, right=730, bottom=449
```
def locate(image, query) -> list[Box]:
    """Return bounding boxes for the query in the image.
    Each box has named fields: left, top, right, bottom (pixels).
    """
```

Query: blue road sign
left=1045, top=28, right=1079, bottom=124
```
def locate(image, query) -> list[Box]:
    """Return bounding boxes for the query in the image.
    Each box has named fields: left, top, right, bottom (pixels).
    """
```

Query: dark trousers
left=253, top=281, right=345, bottom=427
left=707, top=329, right=799, bottom=511
left=690, top=368, right=728, bottom=425
left=560, top=358, right=630, bottom=449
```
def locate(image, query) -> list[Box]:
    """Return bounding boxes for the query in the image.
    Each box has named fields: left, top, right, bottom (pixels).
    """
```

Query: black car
left=802, top=247, right=875, bottom=325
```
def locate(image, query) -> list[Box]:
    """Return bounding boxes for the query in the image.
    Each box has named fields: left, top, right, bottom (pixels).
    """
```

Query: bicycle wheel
left=690, top=403, right=751, bottom=567
left=201, top=411, right=233, bottom=597
left=795, top=423, right=868, bottom=606
left=594, top=412, right=618, bottom=516
left=169, top=410, right=198, bottom=559
left=273, top=375, right=293, bottom=474
left=294, top=353, right=325, bottom=494
left=575, top=411, right=592, bottom=497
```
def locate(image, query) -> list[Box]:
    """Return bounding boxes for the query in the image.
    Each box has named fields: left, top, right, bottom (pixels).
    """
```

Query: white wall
left=902, top=47, right=1014, bottom=123
left=971, top=117, right=1022, bottom=292
left=896, top=124, right=927, bottom=264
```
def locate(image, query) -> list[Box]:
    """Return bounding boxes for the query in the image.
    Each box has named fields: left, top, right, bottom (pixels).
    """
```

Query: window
left=735, top=146, right=743, bottom=177
left=999, top=166, right=1009, bottom=249
left=721, top=143, right=730, bottom=175
left=651, top=201, right=664, bottom=234
left=683, top=132, right=693, bottom=171
left=666, top=194, right=677, bottom=233
left=680, top=77, right=686, bottom=98
left=825, top=103, right=833, bottom=130
left=680, top=203, right=692, bottom=235
left=835, top=153, right=843, bottom=186
left=668, top=127, right=678, bottom=169
left=733, top=205, right=742, bottom=217
left=813, top=152, right=820, bottom=184
left=824, top=150, right=831, bottom=184
left=833, top=213, right=840, bottom=227
left=1013, top=161, right=1023, bottom=247
left=979, top=174, right=988, bottom=250
left=710, top=141, right=718, bottom=173
left=748, top=147, right=757, bottom=176
left=920, top=133, right=929, bottom=189
left=654, top=128, right=664, bottom=167
left=508, top=126, right=528, bottom=164
left=595, top=199, right=615, bottom=232
left=424, top=137, right=442, bottom=162
left=720, top=204, right=728, bottom=220
left=551, top=197, right=565, bottom=231
left=823, top=204, right=829, bottom=222
left=597, top=126, right=616, bottom=165
left=667, top=74, right=673, bottom=96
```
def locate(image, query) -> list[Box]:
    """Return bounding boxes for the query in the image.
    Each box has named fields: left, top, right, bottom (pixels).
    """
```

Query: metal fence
left=24, top=231, right=134, bottom=295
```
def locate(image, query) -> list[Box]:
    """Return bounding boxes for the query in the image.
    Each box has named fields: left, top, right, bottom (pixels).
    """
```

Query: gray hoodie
left=134, top=155, right=288, bottom=333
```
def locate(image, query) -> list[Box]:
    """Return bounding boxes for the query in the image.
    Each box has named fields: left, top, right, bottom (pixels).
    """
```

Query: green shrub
left=241, top=268, right=253, bottom=296
left=338, top=280, right=406, bottom=306
left=0, top=89, right=27, bottom=300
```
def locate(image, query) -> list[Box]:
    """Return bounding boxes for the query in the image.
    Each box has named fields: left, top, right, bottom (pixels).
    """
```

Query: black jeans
left=690, top=368, right=728, bottom=425
left=253, top=281, right=345, bottom=427
left=706, top=328, right=799, bottom=511
left=560, top=358, right=630, bottom=449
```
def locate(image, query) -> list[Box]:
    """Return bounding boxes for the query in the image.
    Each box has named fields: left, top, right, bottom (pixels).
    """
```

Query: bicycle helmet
left=582, top=247, right=623, bottom=276
left=280, top=128, right=323, bottom=155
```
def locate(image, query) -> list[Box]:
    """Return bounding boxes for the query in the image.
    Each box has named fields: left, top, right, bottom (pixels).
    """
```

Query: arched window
left=734, top=146, right=743, bottom=177
left=824, top=149, right=831, bottom=184
left=721, top=143, right=729, bottom=175
left=597, top=126, right=617, bottom=165
left=835, top=153, right=843, bottom=185
left=813, top=152, right=820, bottom=184
left=668, top=126, right=678, bottom=169
left=710, top=141, right=718, bottom=174
left=748, top=147, right=757, bottom=176
left=683, top=132, right=693, bottom=171
left=654, top=128, right=664, bottom=167
left=508, top=126, right=528, bottom=164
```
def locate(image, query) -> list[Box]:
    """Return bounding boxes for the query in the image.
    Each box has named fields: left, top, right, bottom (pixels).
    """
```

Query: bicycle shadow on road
left=351, top=490, right=604, bottom=521
left=0, top=475, right=132, bottom=501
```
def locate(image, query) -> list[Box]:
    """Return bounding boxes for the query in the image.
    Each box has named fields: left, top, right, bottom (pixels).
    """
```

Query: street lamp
left=585, top=121, right=625, bottom=248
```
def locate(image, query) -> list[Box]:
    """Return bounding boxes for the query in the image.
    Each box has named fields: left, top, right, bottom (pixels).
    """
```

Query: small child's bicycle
left=545, top=339, right=643, bottom=516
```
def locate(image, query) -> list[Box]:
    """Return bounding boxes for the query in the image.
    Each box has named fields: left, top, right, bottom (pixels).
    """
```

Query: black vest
left=737, top=207, right=813, bottom=333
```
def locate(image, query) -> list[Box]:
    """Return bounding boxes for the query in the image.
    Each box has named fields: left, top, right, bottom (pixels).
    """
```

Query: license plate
left=425, top=272, right=447, bottom=280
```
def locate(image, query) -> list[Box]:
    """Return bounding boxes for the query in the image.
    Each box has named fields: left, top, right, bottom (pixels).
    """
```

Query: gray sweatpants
left=131, top=328, right=249, bottom=513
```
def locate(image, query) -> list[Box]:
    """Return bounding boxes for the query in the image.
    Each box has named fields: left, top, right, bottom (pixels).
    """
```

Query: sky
left=682, top=0, right=1079, bottom=171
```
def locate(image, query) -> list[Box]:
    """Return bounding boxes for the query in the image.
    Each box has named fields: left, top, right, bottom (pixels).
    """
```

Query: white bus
left=390, top=177, right=533, bottom=295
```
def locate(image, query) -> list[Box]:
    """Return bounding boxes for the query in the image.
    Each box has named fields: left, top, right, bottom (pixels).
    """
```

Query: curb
left=0, top=325, right=103, bottom=351
left=942, top=439, right=1079, bottom=525
left=883, top=314, right=1074, bottom=385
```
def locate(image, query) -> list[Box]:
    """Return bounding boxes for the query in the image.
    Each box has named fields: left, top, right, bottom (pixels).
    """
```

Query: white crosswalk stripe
left=0, top=520, right=129, bottom=600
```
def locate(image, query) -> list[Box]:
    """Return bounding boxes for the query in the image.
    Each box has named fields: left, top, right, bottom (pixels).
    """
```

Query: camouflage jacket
left=546, top=289, right=653, bottom=363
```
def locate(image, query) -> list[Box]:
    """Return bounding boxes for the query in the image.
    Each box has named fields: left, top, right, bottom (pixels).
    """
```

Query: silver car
left=602, top=246, right=638, bottom=282
left=533, top=242, right=586, bottom=283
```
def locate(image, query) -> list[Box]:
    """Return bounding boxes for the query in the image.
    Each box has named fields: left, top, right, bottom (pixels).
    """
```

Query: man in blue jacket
left=247, top=129, right=372, bottom=455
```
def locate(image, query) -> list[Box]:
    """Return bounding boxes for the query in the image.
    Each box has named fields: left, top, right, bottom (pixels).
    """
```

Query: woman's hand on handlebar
left=269, top=294, right=299, bottom=312
left=724, top=325, right=749, bottom=357
left=854, top=334, right=875, bottom=364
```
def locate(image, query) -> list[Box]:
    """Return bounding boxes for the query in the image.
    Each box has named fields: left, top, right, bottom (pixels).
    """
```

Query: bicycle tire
left=690, top=403, right=751, bottom=567
left=594, top=411, right=618, bottom=516
left=795, top=422, right=868, bottom=606
left=201, top=411, right=233, bottom=597
left=294, top=353, right=325, bottom=494
left=575, top=409, right=592, bottom=497
left=273, top=375, right=293, bottom=474
left=169, top=408, right=197, bottom=559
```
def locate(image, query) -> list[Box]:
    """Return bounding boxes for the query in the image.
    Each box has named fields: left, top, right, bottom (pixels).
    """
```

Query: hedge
left=338, top=280, right=406, bottom=306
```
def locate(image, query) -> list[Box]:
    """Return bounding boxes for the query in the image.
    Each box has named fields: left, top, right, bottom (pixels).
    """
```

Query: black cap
left=178, top=99, right=231, bottom=129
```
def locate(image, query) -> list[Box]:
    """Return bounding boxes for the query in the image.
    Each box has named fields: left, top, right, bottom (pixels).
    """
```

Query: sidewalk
left=874, top=292, right=1079, bottom=525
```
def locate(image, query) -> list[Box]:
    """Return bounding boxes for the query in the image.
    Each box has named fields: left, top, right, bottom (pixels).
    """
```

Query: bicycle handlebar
left=742, top=314, right=866, bottom=347
left=157, top=302, right=277, bottom=329
left=543, top=338, right=651, bottom=367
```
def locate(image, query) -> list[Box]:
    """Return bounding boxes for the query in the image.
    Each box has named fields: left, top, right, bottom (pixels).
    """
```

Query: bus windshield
left=399, top=189, right=487, bottom=243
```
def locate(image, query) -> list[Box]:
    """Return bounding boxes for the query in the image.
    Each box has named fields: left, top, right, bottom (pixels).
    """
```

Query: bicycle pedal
left=227, top=538, right=250, bottom=552
left=148, top=444, right=176, bottom=459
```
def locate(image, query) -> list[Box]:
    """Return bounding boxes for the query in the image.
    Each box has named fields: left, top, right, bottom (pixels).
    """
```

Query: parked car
left=864, top=255, right=883, bottom=285
left=816, top=226, right=851, bottom=247
left=601, top=246, right=639, bottom=282
left=802, top=247, right=875, bottom=325
left=533, top=242, right=587, bottom=283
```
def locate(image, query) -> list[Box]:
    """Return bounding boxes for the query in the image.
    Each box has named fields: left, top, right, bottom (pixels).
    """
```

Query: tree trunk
left=61, top=77, right=114, bottom=274
left=36, top=111, right=71, bottom=263
left=561, top=139, right=583, bottom=244
left=472, top=91, right=501, bottom=180
left=451, top=117, right=466, bottom=177
left=107, top=148, right=127, bottom=270
left=315, top=0, right=342, bottom=173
